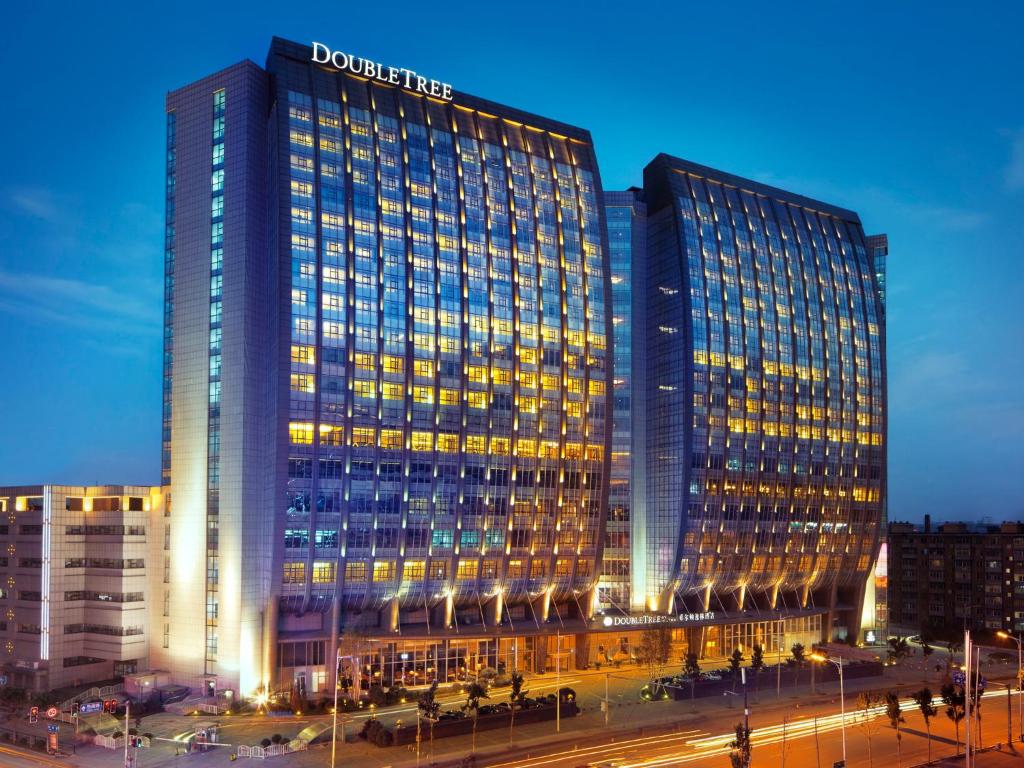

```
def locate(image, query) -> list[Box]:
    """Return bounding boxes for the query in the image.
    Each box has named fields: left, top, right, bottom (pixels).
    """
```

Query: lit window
left=289, top=422, right=314, bottom=445
left=436, top=433, right=458, bottom=453
left=373, top=561, right=395, bottom=582
left=290, top=374, right=315, bottom=393
left=353, top=380, right=376, bottom=399
left=411, top=432, right=433, bottom=452
left=413, top=386, right=434, bottom=404
left=312, top=562, right=336, bottom=583
left=456, top=560, right=479, bottom=580
left=465, top=435, right=485, bottom=454
left=380, top=429, right=403, bottom=450
left=439, top=388, right=460, bottom=406
left=403, top=560, right=425, bottom=581
left=351, top=427, right=375, bottom=447
left=282, top=562, right=305, bottom=584
left=382, top=382, right=404, bottom=400
left=344, top=562, right=367, bottom=581
left=468, top=392, right=487, bottom=410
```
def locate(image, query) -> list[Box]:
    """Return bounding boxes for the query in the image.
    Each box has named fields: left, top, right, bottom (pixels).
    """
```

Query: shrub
left=270, top=733, right=283, bottom=745
left=260, top=738, right=271, bottom=748
left=367, top=686, right=387, bottom=707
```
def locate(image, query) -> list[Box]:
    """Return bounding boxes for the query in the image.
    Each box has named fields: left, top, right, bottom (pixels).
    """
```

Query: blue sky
left=1, top=1, right=1021, bottom=521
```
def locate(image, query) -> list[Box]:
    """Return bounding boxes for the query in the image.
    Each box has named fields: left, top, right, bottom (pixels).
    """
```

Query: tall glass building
left=157, top=38, right=612, bottom=697
left=638, top=155, right=886, bottom=650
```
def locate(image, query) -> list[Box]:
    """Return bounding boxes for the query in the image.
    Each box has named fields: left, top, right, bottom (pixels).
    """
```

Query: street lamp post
left=811, top=654, right=845, bottom=767
left=997, top=630, right=1023, bottom=742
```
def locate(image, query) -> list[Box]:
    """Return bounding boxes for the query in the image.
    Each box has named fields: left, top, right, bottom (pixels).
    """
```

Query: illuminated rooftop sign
left=312, top=42, right=453, bottom=102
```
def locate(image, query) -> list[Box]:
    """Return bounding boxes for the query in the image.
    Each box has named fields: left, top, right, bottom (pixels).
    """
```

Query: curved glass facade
left=643, top=156, right=885, bottom=619
left=273, top=41, right=612, bottom=620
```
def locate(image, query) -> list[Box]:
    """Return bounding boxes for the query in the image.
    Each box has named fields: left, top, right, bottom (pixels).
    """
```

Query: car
left=700, top=672, right=723, bottom=681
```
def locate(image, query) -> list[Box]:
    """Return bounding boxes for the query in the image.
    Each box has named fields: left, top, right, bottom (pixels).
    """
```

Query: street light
left=811, top=653, right=846, bottom=766
left=996, top=630, right=1022, bottom=742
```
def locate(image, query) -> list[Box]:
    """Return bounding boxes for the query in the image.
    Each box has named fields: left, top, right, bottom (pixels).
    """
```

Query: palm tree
left=750, top=644, right=765, bottom=702
left=941, top=682, right=966, bottom=756
left=462, top=681, right=489, bottom=753
left=790, top=643, right=806, bottom=688
left=912, top=687, right=938, bottom=764
left=727, top=649, right=744, bottom=706
left=728, top=720, right=753, bottom=768
left=417, top=681, right=440, bottom=758
left=885, top=691, right=905, bottom=767
left=508, top=671, right=527, bottom=745
left=682, top=652, right=701, bottom=708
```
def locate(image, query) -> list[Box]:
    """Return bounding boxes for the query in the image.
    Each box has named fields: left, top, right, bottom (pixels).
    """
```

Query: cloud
left=0, top=268, right=161, bottom=336
left=1005, top=130, right=1024, bottom=191
left=8, top=188, right=61, bottom=221
left=755, top=172, right=990, bottom=233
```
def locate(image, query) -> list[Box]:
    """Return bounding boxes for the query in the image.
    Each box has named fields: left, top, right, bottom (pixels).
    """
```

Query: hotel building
left=153, top=39, right=886, bottom=698
left=158, top=38, right=612, bottom=697
left=630, top=155, right=886, bottom=655
left=0, top=485, right=160, bottom=692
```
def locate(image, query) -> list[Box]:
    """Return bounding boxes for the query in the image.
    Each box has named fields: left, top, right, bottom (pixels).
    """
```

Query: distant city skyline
left=0, top=1, right=1021, bottom=523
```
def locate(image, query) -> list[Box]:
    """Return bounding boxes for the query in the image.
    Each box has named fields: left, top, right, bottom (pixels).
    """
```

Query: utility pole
left=742, top=667, right=751, bottom=768
left=604, top=672, right=610, bottom=727
left=556, top=631, right=561, bottom=733
left=813, top=715, right=820, bottom=768
left=123, top=700, right=130, bottom=768
left=965, top=629, right=972, bottom=768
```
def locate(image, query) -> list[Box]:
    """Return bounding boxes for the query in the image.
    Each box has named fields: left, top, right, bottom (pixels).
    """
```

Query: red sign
left=46, top=707, right=58, bottom=719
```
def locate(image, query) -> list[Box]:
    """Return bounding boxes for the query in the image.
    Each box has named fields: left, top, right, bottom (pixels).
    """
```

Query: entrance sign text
left=598, top=611, right=717, bottom=629
left=312, top=42, right=453, bottom=101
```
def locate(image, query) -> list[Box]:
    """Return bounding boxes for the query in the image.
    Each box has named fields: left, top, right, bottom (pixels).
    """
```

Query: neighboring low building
left=0, top=485, right=160, bottom=692
left=888, top=516, right=1024, bottom=638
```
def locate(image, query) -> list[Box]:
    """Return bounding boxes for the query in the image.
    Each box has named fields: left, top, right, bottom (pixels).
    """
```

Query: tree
left=728, top=721, right=752, bottom=768
left=750, top=644, right=765, bottom=701
left=508, top=671, right=528, bottom=745
left=790, top=643, right=806, bottom=688
left=941, top=682, right=966, bottom=756
left=912, top=687, right=938, bottom=764
left=856, top=691, right=883, bottom=768
left=888, top=637, right=911, bottom=675
left=417, top=681, right=440, bottom=757
left=885, top=691, right=905, bottom=767
left=921, top=640, right=934, bottom=661
left=790, top=643, right=806, bottom=665
left=727, top=648, right=745, bottom=705
left=462, top=681, right=489, bottom=753
left=636, top=628, right=673, bottom=690
left=682, top=652, right=701, bottom=707
left=288, top=683, right=303, bottom=713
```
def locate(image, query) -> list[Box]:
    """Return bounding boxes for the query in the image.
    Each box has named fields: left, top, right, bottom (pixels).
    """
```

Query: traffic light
left=29, top=706, right=38, bottom=724
left=103, top=699, right=118, bottom=713
left=131, top=736, right=144, bottom=748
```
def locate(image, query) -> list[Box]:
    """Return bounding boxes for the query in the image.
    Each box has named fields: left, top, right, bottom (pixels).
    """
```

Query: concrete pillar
left=486, top=592, right=503, bottom=627
left=388, top=596, right=400, bottom=633
left=534, top=636, right=548, bottom=674
left=261, top=596, right=279, bottom=695
left=574, top=633, right=590, bottom=670
left=325, top=595, right=341, bottom=700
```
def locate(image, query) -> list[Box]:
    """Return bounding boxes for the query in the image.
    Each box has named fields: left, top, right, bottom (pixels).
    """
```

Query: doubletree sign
left=594, top=611, right=716, bottom=629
